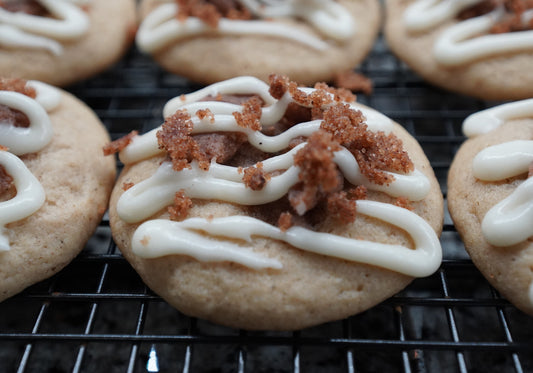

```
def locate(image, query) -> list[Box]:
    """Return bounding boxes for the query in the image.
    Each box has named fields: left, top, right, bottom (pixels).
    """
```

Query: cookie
left=0, top=0, right=136, bottom=87
left=384, top=0, right=533, bottom=100
left=136, top=0, right=380, bottom=86
left=108, top=75, right=444, bottom=330
left=0, top=78, right=116, bottom=301
left=448, top=98, right=533, bottom=315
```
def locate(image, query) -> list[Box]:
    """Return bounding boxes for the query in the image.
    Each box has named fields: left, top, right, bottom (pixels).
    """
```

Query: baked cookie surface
left=448, top=99, right=533, bottom=315
left=0, top=0, right=136, bottom=86
left=384, top=0, right=533, bottom=100
left=0, top=78, right=116, bottom=301
left=136, top=0, right=381, bottom=85
left=108, top=76, right=443, bottom=330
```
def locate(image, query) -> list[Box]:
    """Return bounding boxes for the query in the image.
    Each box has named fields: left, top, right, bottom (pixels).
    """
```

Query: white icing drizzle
left=0, top=80, right=61, bottom=155
left=463, top=98, right=533, bottom=138
left=132, top=200, right=442, bottom=277
left=0, top=150, right=45, bottom=251
left=403, top=0, right=533, bottom=66
left=116, top=76, right=440, bottom=276
left=120, top=77, right=394, bottom=164
left=0, top=0, right=90, bottom=55
left=473, top=140, right=533, bottom=246
left=136, top=0, right=355, bottom=53
left=481, top=176, right=533, bottom=247
left=469, top=93, right=533, bottom=246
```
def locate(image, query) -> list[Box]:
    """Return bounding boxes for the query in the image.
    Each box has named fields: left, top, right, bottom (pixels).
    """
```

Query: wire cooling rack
left=1, top=34, right=533, bottom=373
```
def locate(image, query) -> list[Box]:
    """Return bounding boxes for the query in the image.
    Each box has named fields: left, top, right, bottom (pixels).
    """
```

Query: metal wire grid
left=1, top=35, right=533, bottom=373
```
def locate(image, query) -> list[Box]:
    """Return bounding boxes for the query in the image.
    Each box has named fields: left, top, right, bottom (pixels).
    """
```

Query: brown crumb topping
left=278, top=211, right=293, bottom=232
left=103, top=131, right=138, bottom=156
left=327, top=191, right=357, bottom=224
left=122, top=182, right=134, bottom=191
left=458, top=0, right=533, bottom=33
left=333, top=70, right=373, bottom=96
left=175, top=0, right=251, bottom=28
left=243, top=162, right=270, bottom=190
left=168, top=189, right=192, bottom=221
left=157, top=109, right=209, bottom=171
left=233, top=96, right=262, bottom=131
left=196, top=108, right=215, bottom=123
left=0, top=78, right=36, bottom=98
left=290, top=131, right=342, bottom=214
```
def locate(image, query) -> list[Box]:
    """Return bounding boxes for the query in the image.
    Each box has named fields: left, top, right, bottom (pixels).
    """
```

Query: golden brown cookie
left=0, top=0, right=136, bottom=86
left=384, top=0, right=533, bottom=100
left=448, top=99, right=533, bottom=315
left=0, top=78, right=116, bottom=301
left=108, top=75, right=444, bottom=330
left=136, top=0, right=380, bottom=86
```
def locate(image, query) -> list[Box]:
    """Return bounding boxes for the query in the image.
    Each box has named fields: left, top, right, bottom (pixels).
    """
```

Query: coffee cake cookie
left=0, top=78, right=116, bottom=301
left=107, top=75, right=443, bottom=330
left=385, top=0, right=533, bottom=100
left=0, top=0, right=136, bottom=86
left=448, top=99, right=533, bottom=315
left=136, top=0, right=380, bottom=85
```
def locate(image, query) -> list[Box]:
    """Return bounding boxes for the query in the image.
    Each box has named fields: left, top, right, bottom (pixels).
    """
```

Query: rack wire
left=1, top=34, right=533, bottom=373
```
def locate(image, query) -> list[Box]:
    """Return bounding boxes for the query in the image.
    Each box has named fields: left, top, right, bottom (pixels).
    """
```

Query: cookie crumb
left=168, top=189, right=192, bottom=221
left=103, top=131, right=138, bottom=156
left=233, top=96, right=262, bottom=131
left=243, top=162, right=270, bottom=190
left=278, top=212, right=293, bottom=232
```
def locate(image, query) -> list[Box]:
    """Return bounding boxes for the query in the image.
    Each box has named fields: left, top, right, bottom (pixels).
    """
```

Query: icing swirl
left=403, top=0, right=533, bottom=66
left=136, top=0, right=355, bottom=53
left=0, top=80, right=60, bottom=250
left=468, top=99, right=533, bottom=246
left=116, top=76, right=442, bottom=277
left=0, top=0, right=90, bottom=55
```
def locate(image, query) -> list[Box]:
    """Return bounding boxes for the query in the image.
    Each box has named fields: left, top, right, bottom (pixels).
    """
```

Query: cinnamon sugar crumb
left=168, top=189, right=192, bottom=221
left=0, top=105, right=31, bottom=128
left=122, top=182, right=134, bottom=191
left=157, top=109, right=209, bottom=171
left=291, top=131, right=342, bottom=214
left=243, top=162, right=270, bottom=190
left=0, top=77, right=36, bottom=98
left=196, top=108, right=215, bottom=123
left=103, top=131, right=138, bottom=156
left=327, top=191, right=357, bottom=224
left=333, top=70, right=373, bottom=96
left=349, top=185, right=367, bottom=200
left=278, top=212, right=293, bottom=232
left=233, top=96, right=262, bottom=131
left=0, top=145, right=7, bottom=151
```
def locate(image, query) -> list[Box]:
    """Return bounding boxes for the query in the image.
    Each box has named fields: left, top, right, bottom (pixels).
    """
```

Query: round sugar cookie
left=448, top=99, right=533, bottom=315
left=136, top=0, right=381, bottom=85
left=108, top=76, right=443, bottom=330
left=384, top=0, right=533, bottom=100
left=0, top=78, right=116, bottom=301
left=0, top=0, right=136, bottom=87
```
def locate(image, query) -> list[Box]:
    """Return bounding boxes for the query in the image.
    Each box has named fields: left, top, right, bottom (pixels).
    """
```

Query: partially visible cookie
left=0, top=78, right=116, bottom=301
left=0, top=0, right=136, bottom=86
left=136, top=0, right=380, bottom=85
left=384, top=0, right=533, bottom=100
left=448, top=99, right=533, bottom=315
left=108, top=75, right=443, bottom=330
